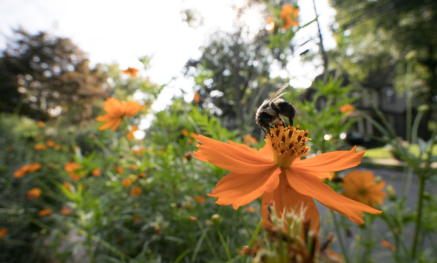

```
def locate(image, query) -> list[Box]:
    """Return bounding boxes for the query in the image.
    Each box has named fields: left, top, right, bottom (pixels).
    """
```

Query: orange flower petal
left=293, top=146, right=364, bottom=173
left=208, top=166, right=281, bottom=209
left=195, top=135, right=275, bottom=174
left=110, top=118, right=123, bottom=131
left=287, top=168, right=381, bottom=224
left=261, top=172, right=320, bottom=234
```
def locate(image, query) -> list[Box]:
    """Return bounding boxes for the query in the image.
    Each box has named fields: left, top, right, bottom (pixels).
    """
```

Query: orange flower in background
left=64, top=162, right=81, bottom=172
left=342, top=170, right=386, bottom=207
left=133, top=215, right=141, bottom=223
left=95, top=98, right=146, bottom=131
left=37, top=121, right=45, bottom=128
left=127, top=125, right=139, bottom=141
left=34, top=144, right=47, bottom=151
left=194, top=121, right=381, bottom=233
left=195, top=196, right=206, bottom=204
left=131, top=186, right=142, bottom=197
left=267, top=16, right=275, bottom=33
left=63, top=182, right=73, bottom=192
left=190, top=216, right=197, bottom=221
left=280, top=4, right=299, bottom=29
left=243, top=134, right=258, bottom=145
left=61, top=207, right=72, bottom=216
left=244, top=206, right=256, bottom=213
left=138, top=172, right=146, bottom=178
left=193, top=92, right=200, bottom=103
left=91, top=168, right=101, bottom=177
left=38, top=209, right=52, bottom=217
left=46, top=140, right=56, bottom=147
left=181, top=129, right=189, bottom=136
left=340, top=104, right=355, bottom=114
left=129, top=165, right=137, bottom=170
left=381, top=240, right=397, bottom=251
left=0, top=228, right=7, bottom=239
left=132, top=147, right=145, bottom=157
left=69, top=174, right=81, bottom=181
left=122, top=67, right=139, bottom=77
left=114, top=166, right=124, bottom=174
left=13, top=163, right=42, bottom=178
left=26, top=188, right=42, bottom=199
left=122, top=178, right=132, bottom=188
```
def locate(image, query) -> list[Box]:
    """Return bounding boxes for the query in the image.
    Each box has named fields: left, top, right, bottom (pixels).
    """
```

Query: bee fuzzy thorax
left=266, top=121, right=310, bottom=169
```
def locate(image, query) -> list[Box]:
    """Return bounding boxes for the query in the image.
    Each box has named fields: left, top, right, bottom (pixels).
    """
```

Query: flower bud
left=386, top=184, right=396, bottom=201
left=211, top=214, right=221, bottom=225
left=418, top=104, right=429, bottom=113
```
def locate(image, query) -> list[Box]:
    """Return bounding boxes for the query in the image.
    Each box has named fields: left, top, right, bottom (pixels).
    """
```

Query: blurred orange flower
left=114, top=166, right=124, bottom=174
left=13, top=163, right=42, bottom=178
left=37, top=121, right=45, bottom=128
left=131, top=186, right=142, bottom=197
left=129, top=165, right=137, bottom=170
left=34, top=144, right=47, bottom=151
left=26, top=188, right=42, bottom=199
left=38, top=209, right=52, bottom=217
left=195, top=196, right=206, bottom=204
left=127, top=125, right=139, bottom=141
left=61, top=207, right=72, bottom=216
left=181, top=129, right=189, bottom=136
left=64, top=162, right=81, bottom=172
left=95, top=98, right=146, bottom=131
left=244, top=206, right=256, bottom=213
left=267, top=16, right=275, bottom=33
left=133, top=215, right=141, bottom=223
left=63, top=182, right=73, bottom=192
left=69, top=174, right=81, bottom=181
left=381, top=240, right=397, bottom=251
left=190, top=216, right=197, bottom=221
left=122, top=67, right=139, bottom=77
left=46, top=140, right=56, bottom=147
left=194, top=121, right=381, bottom=234
left=340, top=104, right=355, bottom=114
left=0, top=228, right=7, bottom=239
left=194, top=92, right=200, bottom=103
left=342, top=170, right=386, bottom=207
left=243, top=134, right=257, bottom=145
left=122, top=178, right=132, bottom=188
left=138, top=172, right=146, bottom=178
left=132, top=147, right=145, bottom=157
left=280, top=4, right=299, bottom=29
left=92, top=168, right=101, bottom=177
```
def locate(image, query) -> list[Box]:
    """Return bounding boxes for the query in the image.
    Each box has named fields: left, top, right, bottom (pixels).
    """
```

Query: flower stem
left=411, top=176, right=425, bottom=258
left=216, top=225, right=233, bottom=263
left=331, top=210, right=350, bottom=263
left=243, top=219, right=263, bottom=263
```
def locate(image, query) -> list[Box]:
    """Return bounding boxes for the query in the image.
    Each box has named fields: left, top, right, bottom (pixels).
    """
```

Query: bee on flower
left=194, top=121, right=381, bottom=233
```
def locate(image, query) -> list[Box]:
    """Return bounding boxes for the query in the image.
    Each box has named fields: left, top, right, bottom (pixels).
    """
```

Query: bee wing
left=268, top=83, right=289, bottom=103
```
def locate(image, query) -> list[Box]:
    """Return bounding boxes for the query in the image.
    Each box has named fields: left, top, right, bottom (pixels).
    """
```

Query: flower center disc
left=266, top=121, right=310, bottom=169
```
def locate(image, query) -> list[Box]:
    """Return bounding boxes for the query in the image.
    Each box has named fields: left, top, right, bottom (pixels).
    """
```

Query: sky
left=0, top=0, right=337, bottom=130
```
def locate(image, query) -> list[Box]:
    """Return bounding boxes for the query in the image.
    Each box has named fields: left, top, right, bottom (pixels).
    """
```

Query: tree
left=0, top=29, right=108, bottom=122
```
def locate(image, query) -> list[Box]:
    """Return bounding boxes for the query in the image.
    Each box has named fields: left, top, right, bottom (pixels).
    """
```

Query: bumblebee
left=255, top=83, right=296, bottom=133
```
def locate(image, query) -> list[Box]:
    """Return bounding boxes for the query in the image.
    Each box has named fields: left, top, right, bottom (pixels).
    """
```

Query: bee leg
left=270, top=102, right=281, bottom=114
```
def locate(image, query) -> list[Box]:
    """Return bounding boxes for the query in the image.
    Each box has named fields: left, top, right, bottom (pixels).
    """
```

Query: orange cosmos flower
left=280, top=4, right=299, bottom=29
left=37, top=121, right=45, bottom=128
left=138, top=172, right=146, bottom=178
left=0, top=228, right=7, bottom=239
left=244, top=206, right=256, bottom=213
left=114, top=165, right=124, bottom=174
left=61, top=207, right=72, bottom=216
left=64, top=162, right=81, bottom=172
left=95, top=98, right=146, bottom=131
left=133, top=215, right=141, bottom=223
left=63, top=182, right=73, bottom=192
left=132, top=147, right=145, bottom=157
left=243, top=134, right=258, bottom=145
left=129, top=165, right=137, bottom=170
left=13, top=163, right=42, bottom=178
left=122, top=67, right=139, bottom=77
left=131, top=186, right=142, bottom=197
left=195, top=195, right=206, bottom=204
left=122, top=178, right=132, bottom=188
left=69, top=174, right=81, bottom=181
left=194, top=92, right=200, bottom=103
left=194, top=121, right=381, bottom=233
left=26, top=188, right=42, bottom=199
left=38, top=209, right=52, bottom=217
left=91, top=168, right=101, bottom=177
left=190, top=216, right=197, bottom=221
left=381, top=240, right=397, bottom=251
left=46, top=140, right=56, bottom=147
left=127, top=125, right=139, bottom=141
left=34, top=144, right=47, bottom=151
left=267, top=16, right=275, bottom=33
left=340, top=104, right=355, bottom=114
left=342, top=170, right=386, bottom=207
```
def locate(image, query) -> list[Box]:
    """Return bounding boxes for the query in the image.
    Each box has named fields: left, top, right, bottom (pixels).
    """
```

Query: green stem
left=331, top=210, right=350, bottom=263
left=87, top=230, right=95, bottom=263
left=216, top=225, right=233, bottom=263
left=237, top=208, right=252, bottom=236
left=405, top=62, right=412, bottom=143
left=243, top=219, right=263, bottom=263
left=411, top=177, right=425, bottom=258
